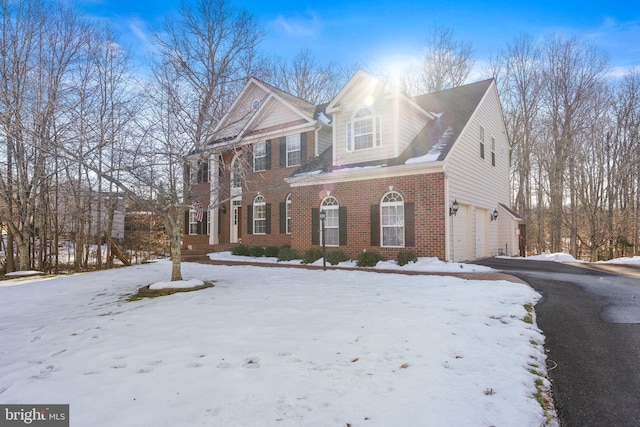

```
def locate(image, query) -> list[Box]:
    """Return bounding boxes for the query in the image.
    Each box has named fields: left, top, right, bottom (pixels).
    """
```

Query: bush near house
left=357, top=251, right=382, bottom=267
left=302, top=248, right=323, bottom=264
left=326, top=250, right=348, bottom=266
left=277, top=246, right=299, bottom=262
left=265, top=246, right=279, bottom=257
left=231, top=245, right=250, bottom=256
left=249, top=246, right=265, bottom=257
left=397, top=251, right=418, bottom=266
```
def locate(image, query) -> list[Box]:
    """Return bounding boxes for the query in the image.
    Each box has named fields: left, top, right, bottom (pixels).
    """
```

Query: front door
left=231, top=200, right=242, bottom=243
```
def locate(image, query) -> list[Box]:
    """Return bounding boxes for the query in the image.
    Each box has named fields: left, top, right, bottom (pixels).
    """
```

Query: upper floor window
left=479, top=126, right=485, bottom=160
left=286, top=134, right=301, bottom=167
left=346, top=108, right=381, bottom=151
left=253, top=141, right=267, bottom=172
left=320, top=196, right=340, bottom=246
left=188, top=160, right=208, bottom=184
left=253, top=194, right=266, bottom=234
left=491, top=136, right=496, bottom=167
left=381, top=192, right=404, bottom=247
left=231, top=154, right=243, bottom=188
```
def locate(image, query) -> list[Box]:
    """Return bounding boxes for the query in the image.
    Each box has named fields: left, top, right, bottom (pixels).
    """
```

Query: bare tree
left=136, top=0, right=264, bottom=281
left=263, top=48, right=345, bottom=105
left=540, top=35, right=609, bottom=254
left=403, top=24, right=474, bottom=95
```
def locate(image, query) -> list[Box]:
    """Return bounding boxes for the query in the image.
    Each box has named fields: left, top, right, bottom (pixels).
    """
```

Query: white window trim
left=346, top=108, right=382, bottom=152
left=286, top=134, right=301, bottom=167
left=286, top=193, right=292, bottom=234
left=253, top=195, right=266, bottom=235
left=253, top=141, right=267, bottom=172
left=381, top=191, right=405, bottom=248
left=231, top=154, right=244, bottom=190
left=188, top=210, right=199, bottom=235
left=320, top=196, right=339, bottom=247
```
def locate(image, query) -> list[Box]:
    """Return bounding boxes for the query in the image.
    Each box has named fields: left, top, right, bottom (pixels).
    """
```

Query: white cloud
left=270, top=11, right=322, bottom=38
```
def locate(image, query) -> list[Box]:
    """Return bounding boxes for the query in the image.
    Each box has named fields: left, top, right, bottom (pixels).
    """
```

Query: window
left=252, top=99, right=260, bottom=110
left=189, top=161, right=208, bottom=184
left=286, top=193, right=292, bottom=234
left=232, top=155, right=243, bottom=188
left=479, top=126, right=485, bottom=159
left=491, top=136, right=496, bottom=167
left=346, top=108, right=381, bottom=151
left=381, top=192, right=404, bottom=247
left=253, top=195, right=266, bottom=234
left=320, top=196, right=339, bottom=246
left=286, top=134, right=301, bottom=167
left=253, top=141, right=267, bottom=172
left=188, top=210, right=199, bottom=235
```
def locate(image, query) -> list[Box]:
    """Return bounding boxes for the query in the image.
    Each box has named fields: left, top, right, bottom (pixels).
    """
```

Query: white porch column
left=209, top=154, right=219, bottom=244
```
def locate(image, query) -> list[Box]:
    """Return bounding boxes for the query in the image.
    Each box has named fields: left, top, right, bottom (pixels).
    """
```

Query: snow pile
left=598, top=256, right=640, bottom=265
left=0, top=260, right=551, bottom=426
left=405, top=126, right=453, bottom=165
left=149, top=278, right=204, bottom=290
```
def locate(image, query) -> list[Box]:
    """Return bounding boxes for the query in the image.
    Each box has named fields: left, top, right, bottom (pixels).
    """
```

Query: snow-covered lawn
left=0, top=260, right=554, bottom=426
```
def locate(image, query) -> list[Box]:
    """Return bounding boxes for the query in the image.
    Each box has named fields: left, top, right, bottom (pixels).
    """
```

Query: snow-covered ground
left=208, top=251, right=495, bottom=273
left=502, top=252, right=640, bottom=265
left=0, top=259, right=554, bottom=426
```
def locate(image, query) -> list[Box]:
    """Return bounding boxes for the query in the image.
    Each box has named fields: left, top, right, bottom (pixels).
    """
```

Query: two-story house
left=183, top=70, right=521, bottom=261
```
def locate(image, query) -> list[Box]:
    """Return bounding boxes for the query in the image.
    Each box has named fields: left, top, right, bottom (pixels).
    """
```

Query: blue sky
left=78, top=0, right=640, bottom=78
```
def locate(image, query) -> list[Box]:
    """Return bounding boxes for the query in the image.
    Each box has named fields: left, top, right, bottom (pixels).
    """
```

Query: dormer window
left=346, top=107, right=381, bottom=151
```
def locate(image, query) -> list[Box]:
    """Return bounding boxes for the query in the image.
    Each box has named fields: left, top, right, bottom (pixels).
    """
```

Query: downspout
left=443, top=164, right=451, bottom=262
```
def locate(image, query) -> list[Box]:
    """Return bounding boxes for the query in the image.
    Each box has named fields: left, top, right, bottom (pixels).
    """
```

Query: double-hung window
left=232, top=154, right=244, bottom=188
left=381, top=192, right=404, bottom=247
left=253, top=141, right=267, bottom=172
left=479, top=126, right=485, bottom=159
left=347, top=108, right=381, bottom=151
left=286, top=193, right=292, bottom=234
left=286, top=134, right=301, bottom=167
left=320, top=197, right=340, bottom=246
left=188, top=210, right=199, bottom=235
left=253, top=195, right=266, bottom=234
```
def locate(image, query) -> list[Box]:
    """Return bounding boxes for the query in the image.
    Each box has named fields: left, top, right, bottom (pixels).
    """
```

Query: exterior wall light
left=490, top=209, right=498, bottom=221
left=449, top=199, right=459, bottom=216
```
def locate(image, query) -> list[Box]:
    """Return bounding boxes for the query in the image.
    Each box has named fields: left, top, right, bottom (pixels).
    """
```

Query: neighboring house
left=183, top=70, right=521, bottom=261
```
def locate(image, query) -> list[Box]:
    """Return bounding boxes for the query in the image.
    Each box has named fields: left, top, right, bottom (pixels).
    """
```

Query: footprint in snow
left=32, top=365, right=55, bottom=379
left=51, top=349, right=67, bottom=357
left=30, top=335, right=42, bottom=343
left=243, top=357, right=260, bottom=368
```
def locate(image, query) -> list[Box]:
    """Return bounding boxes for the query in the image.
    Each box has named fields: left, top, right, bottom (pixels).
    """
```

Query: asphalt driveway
left=472, top=258, right=640, bottom=427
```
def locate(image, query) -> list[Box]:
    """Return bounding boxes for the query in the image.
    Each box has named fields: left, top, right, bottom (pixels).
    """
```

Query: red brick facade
left=290, top=172, right=446, bottom=260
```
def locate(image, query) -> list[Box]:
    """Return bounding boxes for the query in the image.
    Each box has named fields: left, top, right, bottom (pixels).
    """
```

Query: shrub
left=249, top=246, right=265, bottom=257
left=302, top=248, right=323, bottom=264
left=326, top=250, right=348, bottom=266
left=357, top=251, right=382, bottom=267
left=264, top=246, right=279, bottom=257
left=231, top=245, right=250, bottom=256
left=277, top=246, right=299, bottom=262
left=397, top=250, right=418, bottom=266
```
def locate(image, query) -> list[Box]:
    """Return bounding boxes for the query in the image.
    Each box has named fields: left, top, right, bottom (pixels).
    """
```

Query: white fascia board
left=286, top=161, right=445, bottom=187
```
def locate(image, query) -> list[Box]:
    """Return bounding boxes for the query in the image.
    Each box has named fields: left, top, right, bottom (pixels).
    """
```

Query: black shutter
left=184, top=210, right=190, bottom=235
left=265, top=203, right=272, bottom=234
left=265, top=140, right=272, bottom=170
left=200, top=211, right=208, bottom=234
left=279, top=202, right=286, bottom=234
left=279, top=137, right=286, bottom=167
left=311, top=208, right=319, bottom=245
left=200, top=161, right=209, bottom=183
left=300, top=132, right=307, bottom=162
left=405, top=203, right=415, bottom=247
left=247, top=205, right=253, bottom=234
left=370, top=205, right=380, bottom=246
left=339, top=206, right=347, bottom=246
